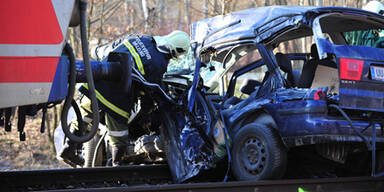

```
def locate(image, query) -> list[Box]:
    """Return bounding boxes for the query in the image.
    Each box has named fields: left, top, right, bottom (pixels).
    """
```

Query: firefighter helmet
left=154, top=30, right=190, bottom=58
left=363, top=1, right=384, bottom=14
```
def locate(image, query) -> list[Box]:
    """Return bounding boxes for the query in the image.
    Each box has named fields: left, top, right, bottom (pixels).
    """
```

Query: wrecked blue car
left=184, top=6, right=384, bottom=181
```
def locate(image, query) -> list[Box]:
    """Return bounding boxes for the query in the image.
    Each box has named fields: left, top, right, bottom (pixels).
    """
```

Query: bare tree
left=221, top=0, right=232, bottom=14
left=84, top=0, right=126, bottom=44
left=158, top=0, right=166, bottom=31
left=232, top=0, right=239, bottom=11
left=299, top=0, right=306, bottom=53
left=249, top=0, right=256, bottom=8
left=184, top=0, right=191, bottom=28
left=317, top=0, right=323, bottom=6
left=214, top=0, right=218, bottom=14
left=98, top=0, right=106, bottom=44
left=141, top=0, right=149, bottom=32
left=178, top=1, right=183, bottom=30
left=221, top=0, right=226, bottom=14
left=204, top=0, right=209, bottom=18
left=69, top=28, right=80, bottom=58
left=88, top=0, right=95, bottom=39
left=125, top=0, right=132, bottom=28
left=274, top=0, right=287, bottom=5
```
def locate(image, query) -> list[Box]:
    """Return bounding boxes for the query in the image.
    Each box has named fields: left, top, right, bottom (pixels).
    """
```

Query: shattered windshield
left=166, top=50, right=222, bottom=84
left=166, top=50, right=194, bottom=74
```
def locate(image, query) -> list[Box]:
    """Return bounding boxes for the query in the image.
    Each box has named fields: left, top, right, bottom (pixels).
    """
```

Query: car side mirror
left=240, top=79, right=261, bottom=95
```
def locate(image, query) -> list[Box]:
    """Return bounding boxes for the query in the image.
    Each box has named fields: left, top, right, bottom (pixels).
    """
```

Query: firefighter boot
left=58, top=139, right=85, bottom=167
left=111, top=146, right=127, bottom=166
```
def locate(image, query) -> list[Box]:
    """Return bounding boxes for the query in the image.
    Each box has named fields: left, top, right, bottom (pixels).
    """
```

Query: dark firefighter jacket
left=80, top=34, right=170, bottom=123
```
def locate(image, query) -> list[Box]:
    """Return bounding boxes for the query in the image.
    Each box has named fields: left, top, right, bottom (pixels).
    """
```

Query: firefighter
left=59, top=30, right=190, bottom=166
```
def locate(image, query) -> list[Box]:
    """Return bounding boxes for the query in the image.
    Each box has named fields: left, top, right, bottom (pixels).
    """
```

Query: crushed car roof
left=191, top=6, right=384, bottom=56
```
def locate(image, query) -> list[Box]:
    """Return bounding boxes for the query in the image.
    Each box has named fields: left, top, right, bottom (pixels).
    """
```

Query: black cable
left=78, top=0, right=99, bottom=142
left=61, top=0, right=99, bottom=143
left=71, top=99, right=85, bottom=135
left=61, top=43, right=78, bottom=141
left=40, top=105, right=47, bottom=133
left=4, top=108, right=12, bottom=132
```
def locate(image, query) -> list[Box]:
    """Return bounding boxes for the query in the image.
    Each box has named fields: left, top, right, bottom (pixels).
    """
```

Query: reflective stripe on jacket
left=82, top=83, right=129, bottom=119
left=123, top=41, right=145, bottom=75
left=79, top=34, right=169, bottom=121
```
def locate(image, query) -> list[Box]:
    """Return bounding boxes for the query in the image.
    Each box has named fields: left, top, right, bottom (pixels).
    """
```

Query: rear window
left=318, top=13, right=384, bottom=48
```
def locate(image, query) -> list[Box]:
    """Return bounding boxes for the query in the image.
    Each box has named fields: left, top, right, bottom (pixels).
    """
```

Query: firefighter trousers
left=71, top=96, right=131, bottom=148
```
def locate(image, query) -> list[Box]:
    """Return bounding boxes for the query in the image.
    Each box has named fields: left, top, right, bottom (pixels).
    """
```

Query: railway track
left=1, top=164, right=384, bottom=192
left=0, top=164, right=172, bottom=191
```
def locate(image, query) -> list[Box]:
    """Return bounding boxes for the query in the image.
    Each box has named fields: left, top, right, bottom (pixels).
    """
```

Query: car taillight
left=339, top=58, right=364, bottom=81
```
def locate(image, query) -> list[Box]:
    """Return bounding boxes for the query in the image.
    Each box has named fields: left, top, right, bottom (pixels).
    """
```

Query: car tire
left=231, top=123, right=286, bottom=181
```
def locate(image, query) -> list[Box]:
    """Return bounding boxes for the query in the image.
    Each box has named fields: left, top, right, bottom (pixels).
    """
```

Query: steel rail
left=0, top=164, right=171, bottom=191
left=1, top=164, right=384, bottom=192
left=52, top=176, right=384, bottom=192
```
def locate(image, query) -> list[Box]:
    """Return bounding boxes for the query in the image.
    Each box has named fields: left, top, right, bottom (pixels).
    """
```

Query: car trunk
left=313, top=11, right=384, bottom=112
left=334, top=45, right=384, bottom=112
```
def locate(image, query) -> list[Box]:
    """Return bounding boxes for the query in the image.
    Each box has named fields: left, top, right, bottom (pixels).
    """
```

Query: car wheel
left=231, top=123, right=286, bottom=181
